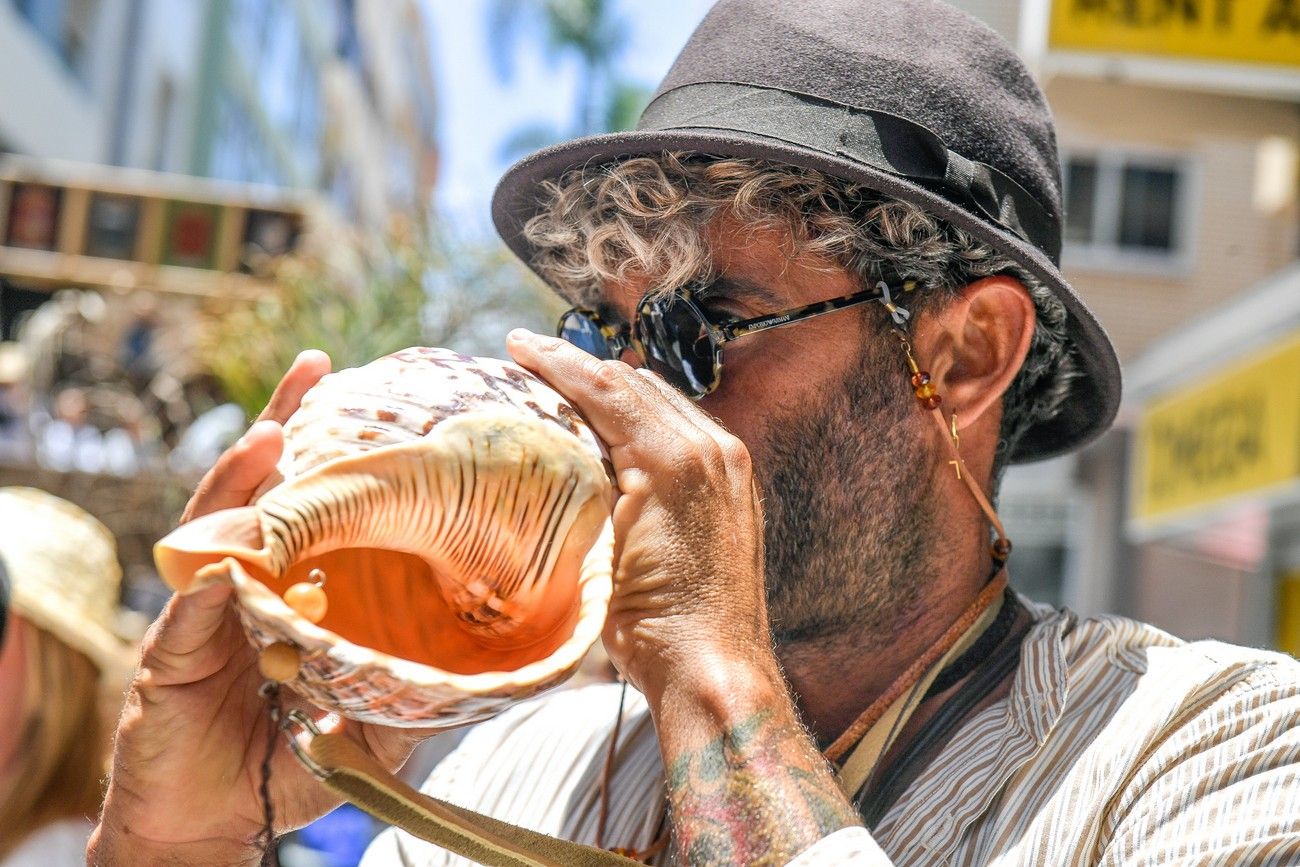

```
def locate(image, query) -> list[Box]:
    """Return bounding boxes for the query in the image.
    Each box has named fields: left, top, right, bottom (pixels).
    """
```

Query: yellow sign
left=1133, top=333, right=1300, bottom=525
left=1277, top=570, right=1300, bottom=657
left=1050, top=0, right=1300, bottom=69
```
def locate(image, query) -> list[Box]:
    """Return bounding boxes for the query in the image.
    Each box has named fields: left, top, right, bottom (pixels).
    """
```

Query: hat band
left=638, top=81, right=1060, bottom=263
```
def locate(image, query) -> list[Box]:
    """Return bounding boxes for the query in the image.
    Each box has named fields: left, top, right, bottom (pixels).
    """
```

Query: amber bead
left=921, top=394, right=942, bottom=410
left=914, top=381, right=936, bottom=399
left=284, top=581, right=328, bottom=624
left=258, top=641, right=302, bottom=682
left=911, top=371, right=931, bottom=388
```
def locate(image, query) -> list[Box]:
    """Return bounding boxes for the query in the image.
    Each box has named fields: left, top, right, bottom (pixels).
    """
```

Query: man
left=90, top=1, right=1300, bottom=864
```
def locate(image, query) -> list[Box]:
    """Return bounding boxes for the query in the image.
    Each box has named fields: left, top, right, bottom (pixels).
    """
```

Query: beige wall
left=947, top=0, right=1023, bottom=43
left=1046, top=76, right=1300, bottom=362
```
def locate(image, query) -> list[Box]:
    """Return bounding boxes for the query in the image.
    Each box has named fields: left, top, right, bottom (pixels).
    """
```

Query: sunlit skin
left=89, top=215, right=1036, bottom=864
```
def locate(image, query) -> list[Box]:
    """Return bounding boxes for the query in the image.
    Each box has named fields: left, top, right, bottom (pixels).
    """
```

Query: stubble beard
left=754, top=351, right=937, bottom=655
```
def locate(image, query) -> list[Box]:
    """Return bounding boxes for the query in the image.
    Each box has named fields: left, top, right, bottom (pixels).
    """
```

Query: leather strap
left=836, top=585, right=1006, bottom=798
left=294, top=729, right=641, bottom=867
left=929, top=406, right=1009, bottom=548
left=856, top=599, right=1028, bottom=827
left=824, top=570, right=1007, bottom=763
left=923, top=588, right=1018, bottom=699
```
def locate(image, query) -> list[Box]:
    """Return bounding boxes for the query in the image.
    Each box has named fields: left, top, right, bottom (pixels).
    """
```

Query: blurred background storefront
left=1125, top=275, right=1300, bottom=654
left=0, top=0, right=437, bottom=224
left=948, top=0, right=1300, bottom=653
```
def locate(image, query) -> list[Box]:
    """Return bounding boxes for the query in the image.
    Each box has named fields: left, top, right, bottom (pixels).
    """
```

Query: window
left=227, top=0, right=272, bottom=70
left=1062, top=152, right=1192, bottom=269
left=1118, top=166, right=1178, bottom=250
left=335, top=0, right=363, bottom=72
left=150, top=78, right=176, bottom=172
left=1063, top=160, right=1098, bottom=246
left=209, top=92, right=283, bottom=187
left=12, top=0, right=98, bottom=81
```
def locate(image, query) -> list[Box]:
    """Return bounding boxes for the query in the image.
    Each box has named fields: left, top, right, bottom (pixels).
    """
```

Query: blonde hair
left=0, top=617, right=108, bottom=859
left=523, top=152, right=1078, bottom=472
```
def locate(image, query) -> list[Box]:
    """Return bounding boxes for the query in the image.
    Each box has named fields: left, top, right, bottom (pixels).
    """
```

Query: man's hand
left=509, top=330, right=769, bottom=702
left=90, top=351, right=430, bottom=866
left=507, top=331, right=862, bottom=864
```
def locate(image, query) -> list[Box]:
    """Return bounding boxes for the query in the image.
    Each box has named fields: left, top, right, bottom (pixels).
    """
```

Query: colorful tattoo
left=665, top=709, right=860, bottom=865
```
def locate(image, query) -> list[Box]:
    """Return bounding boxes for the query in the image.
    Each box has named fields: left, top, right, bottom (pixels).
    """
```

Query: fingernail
left=184, top=561, right=236, bottom=595
left=507, top=328, right=536, bottom=344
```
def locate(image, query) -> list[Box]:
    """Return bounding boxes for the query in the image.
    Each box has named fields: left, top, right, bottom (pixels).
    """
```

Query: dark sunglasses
left=557, top=277, right=918, bottom=398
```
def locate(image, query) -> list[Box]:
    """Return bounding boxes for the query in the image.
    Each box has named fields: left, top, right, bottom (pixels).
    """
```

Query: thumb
left=142, top=563, right=245, bottom=685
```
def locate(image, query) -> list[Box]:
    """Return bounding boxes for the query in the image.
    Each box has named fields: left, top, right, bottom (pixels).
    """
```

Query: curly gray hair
left=522, top=152, right=1077, bottom=479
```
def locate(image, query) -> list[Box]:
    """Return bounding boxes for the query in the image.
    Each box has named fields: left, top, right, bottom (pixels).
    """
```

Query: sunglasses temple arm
left=718, top=286, right=890, bottom=343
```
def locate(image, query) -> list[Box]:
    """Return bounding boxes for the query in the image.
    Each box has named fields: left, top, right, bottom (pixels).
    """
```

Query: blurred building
left=0, top=0, right=441, bottom=587
left=0, top=0, right=441, bottom=342
left=0, top=0, right=141, bottom=162
left=193, top=0, right=439, bottom=225
left=952, top=0, right=1300, bottom=654
left=0, top=0, right=438, bottom=219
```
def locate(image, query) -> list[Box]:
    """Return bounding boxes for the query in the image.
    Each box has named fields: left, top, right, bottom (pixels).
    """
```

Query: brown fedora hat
left=492, top=0, right=1121, bottom=463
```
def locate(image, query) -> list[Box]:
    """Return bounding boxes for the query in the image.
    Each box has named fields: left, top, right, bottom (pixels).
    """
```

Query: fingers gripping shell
left=156, top=348, right=614, bottom=728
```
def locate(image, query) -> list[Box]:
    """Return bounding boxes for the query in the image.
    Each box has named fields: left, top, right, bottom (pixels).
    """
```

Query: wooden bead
left=922, top=394, right=942, bottom=410
left=284, top=582, right=328, bottom=623
left=258, top=641, right=302, bottom=682
left=992, top=538, right=1013, bottom=560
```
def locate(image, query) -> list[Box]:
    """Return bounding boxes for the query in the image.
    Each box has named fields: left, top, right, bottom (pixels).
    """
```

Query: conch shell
left=155, top=348, right=614, bottom=728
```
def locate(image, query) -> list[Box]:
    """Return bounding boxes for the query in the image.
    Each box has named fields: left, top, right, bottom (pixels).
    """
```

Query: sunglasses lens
left=558, top=310, right=619, bottom=360
left=638, top=296, right=718, bottom=398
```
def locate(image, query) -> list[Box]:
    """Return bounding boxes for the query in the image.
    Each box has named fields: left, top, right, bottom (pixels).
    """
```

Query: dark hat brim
left=491, top=126, right=1121, bottom=464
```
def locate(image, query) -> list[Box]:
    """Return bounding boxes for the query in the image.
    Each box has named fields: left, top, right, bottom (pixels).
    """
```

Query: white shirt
left=361, top=599, right=1300, bottom=865
left=2, top=818, right=91, bottom=867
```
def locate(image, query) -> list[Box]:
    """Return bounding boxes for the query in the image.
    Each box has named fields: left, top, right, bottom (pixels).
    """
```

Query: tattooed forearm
left=665, top=708, right=861, bottom=865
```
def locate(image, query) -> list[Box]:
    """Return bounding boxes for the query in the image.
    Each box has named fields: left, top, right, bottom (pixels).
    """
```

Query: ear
left=919, top=276, right=1035, bottom=431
